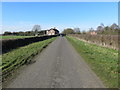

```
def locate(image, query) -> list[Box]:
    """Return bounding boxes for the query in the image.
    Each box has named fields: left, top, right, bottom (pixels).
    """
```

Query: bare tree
left=32, top=25, right=41, bottom=31
left=100, top=23, right=104, bottom=28
left=89, top=28, right=94, bottom=32
left=74, top=28, right=81, bottom=34
left=97, top=26, right=103, bottom=31
left=32, top=25, right=41, bottom=36
left=110, top=23, right=119, bottom=29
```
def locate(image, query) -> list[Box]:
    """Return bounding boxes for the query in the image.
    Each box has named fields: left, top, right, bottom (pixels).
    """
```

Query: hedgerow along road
left=5, top=37, right=105, bottom=88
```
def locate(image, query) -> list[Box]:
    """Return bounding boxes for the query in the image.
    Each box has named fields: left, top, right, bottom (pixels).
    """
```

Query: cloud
left=2, top=25, right=34, bottom=34
left=1, top=21, right=37, bottom=34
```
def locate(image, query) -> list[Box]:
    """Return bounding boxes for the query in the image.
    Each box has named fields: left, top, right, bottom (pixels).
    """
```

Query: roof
left=48, top=28, right=59, bottom=32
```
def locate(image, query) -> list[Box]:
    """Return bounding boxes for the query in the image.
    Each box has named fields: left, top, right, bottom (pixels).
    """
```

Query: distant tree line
left=62, top=23, right=120, bottom=35
left=62, top=28, right=81, bottom=34
left=3, top=30, right=47, bottom=36
left=95, top=23, right=120, bottom=35
left=3, top=25, right=47, bottom=36
left=3, top=23, right=120, bottom=36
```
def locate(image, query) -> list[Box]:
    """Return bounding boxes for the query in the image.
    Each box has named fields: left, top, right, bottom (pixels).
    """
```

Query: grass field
left=66, top=36, right=119, bottom=88
left=0, top=36, right=34, bottom=39
left=1, top=37, right=57, bottom=80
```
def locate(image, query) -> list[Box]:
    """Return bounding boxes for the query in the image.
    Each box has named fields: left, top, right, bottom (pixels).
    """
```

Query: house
left=46, top=28, right=59, bottom=35
left=90, top=31, right=97, bottom=35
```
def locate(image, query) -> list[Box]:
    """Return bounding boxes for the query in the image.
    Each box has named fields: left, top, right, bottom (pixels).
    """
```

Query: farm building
left=46, top=28, right=59, bottom=35
left=90, top=31, right=97, bottom=35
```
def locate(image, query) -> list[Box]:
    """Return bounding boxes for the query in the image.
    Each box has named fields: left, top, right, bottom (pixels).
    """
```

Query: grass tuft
left=66, top=36, right=118, bottom=88
left=1, top=36, right=35, bottom=39
left=2, top=37, right=57, bottom=80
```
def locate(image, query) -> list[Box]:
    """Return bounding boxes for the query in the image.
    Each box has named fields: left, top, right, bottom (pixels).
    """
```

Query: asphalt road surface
left=6, top=37, right=105, bottom=88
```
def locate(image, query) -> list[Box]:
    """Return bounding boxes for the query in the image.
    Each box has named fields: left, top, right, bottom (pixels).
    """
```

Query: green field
left=66, top=36, right=119, bottom=88
left=1, top=36, right=35, bottom=39
left=2, top=37, right=57, bottom=80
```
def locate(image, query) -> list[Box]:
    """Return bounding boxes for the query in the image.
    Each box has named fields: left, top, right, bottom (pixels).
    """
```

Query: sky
left=2, top=0, right=119, bottom=2
left=2, top=2, right=118, bottom=33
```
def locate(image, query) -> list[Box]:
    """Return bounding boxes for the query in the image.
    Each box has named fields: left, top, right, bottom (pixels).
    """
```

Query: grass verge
left=1, top=36, right=35, bottom=39
left=66, top=36, right=118, bottom=88
left=1, top=37, right=57, bottom=81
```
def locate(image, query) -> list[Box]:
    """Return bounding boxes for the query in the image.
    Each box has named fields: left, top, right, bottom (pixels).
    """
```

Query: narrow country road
left=5, top=37, right=105, bottom=88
